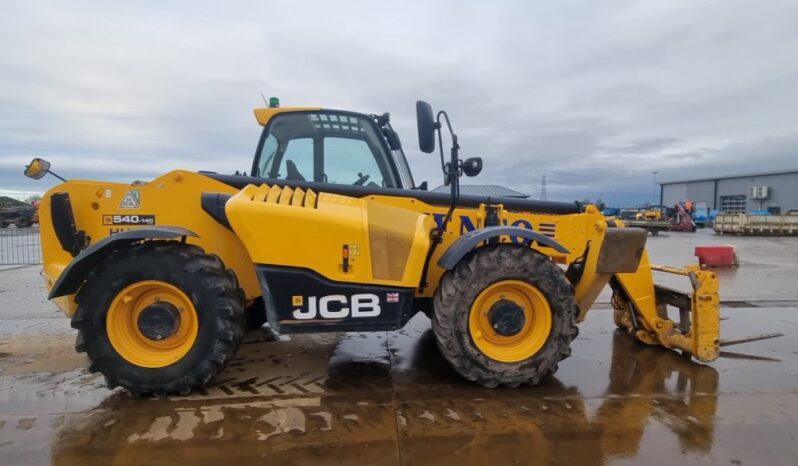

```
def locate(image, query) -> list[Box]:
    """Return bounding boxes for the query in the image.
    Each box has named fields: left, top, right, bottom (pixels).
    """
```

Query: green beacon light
left=269, top=96, right=280, bottom=108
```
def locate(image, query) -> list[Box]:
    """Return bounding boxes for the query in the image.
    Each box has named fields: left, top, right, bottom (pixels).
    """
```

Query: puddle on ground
left=1, top=309, right=797, bottom=465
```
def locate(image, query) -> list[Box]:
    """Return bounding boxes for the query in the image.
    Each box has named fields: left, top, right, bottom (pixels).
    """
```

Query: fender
left=437, top=226, right=570, bottom=270
left=48, top=226, right=198, bottom=299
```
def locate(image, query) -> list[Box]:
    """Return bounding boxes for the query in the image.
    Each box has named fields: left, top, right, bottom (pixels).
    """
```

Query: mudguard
left=437, top=225, right=570, bottom=270
left=48, top=226, right=197, bottom=299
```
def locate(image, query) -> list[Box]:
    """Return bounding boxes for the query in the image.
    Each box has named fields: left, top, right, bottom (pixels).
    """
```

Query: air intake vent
left=250, top=184, right=317, bottom=208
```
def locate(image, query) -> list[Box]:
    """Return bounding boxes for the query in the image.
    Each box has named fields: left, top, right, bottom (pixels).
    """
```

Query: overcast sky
left=2, top=0, right=797, bottom=206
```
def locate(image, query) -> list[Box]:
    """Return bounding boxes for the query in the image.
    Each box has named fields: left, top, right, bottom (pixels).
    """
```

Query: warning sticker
left=119, top=190, right=141, bottom=209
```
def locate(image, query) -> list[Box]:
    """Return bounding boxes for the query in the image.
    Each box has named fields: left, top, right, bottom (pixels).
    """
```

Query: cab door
left=252, top=111, right=402, bottom=189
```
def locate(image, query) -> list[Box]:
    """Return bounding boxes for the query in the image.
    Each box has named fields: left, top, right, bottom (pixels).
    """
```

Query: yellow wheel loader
left=24, top=99, right=720, bottom=396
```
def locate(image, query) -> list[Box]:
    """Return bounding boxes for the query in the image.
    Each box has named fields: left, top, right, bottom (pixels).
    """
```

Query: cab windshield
left=253, top=111, right=399, bottom=188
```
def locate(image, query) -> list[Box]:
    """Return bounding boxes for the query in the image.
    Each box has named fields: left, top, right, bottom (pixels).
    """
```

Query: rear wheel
left=73, top=241, right=245, bottom=396
left=432, top=245, right=578, bottom=387
left=15, top=217, right=30, bottom=228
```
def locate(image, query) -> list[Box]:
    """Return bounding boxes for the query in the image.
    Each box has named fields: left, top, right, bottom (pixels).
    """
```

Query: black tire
left=432, top=245, right=578, bottom=387
left=15, top=217, right=30, bottom=228
left=72, top=241, right=246, bottom=396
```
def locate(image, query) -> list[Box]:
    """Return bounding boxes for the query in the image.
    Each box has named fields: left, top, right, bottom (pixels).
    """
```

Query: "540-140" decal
left=102, top=214, right=156, bottom=226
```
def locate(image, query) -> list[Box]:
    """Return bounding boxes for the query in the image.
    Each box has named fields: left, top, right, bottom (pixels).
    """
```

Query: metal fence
left=0, top=227, right=42, bottom=265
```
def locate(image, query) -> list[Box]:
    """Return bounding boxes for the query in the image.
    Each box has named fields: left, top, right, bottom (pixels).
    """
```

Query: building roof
left=432, top=184, right=529, bottom=198
left=0, top=196, right=28, bottom=209
left=659, top=168, right=798, bottom=185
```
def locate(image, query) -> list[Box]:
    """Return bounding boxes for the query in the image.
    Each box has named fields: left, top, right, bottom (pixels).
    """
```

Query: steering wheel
left=353, top=173, right=370, bottom=186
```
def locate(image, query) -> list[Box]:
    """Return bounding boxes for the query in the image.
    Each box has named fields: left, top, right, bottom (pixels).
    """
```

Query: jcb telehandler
left=25, top=99, right=720, bottom=395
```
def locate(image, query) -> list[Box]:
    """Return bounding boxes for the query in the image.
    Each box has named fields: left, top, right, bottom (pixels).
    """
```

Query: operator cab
left=251, top=105, right=416, bottom=190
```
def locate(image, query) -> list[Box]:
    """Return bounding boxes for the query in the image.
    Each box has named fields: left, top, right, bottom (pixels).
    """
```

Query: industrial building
left=659, top=169, right=798, bottom=214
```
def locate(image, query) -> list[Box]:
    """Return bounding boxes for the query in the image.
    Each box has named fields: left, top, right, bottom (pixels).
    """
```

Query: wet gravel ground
left=1, top=229, right=797, bottom=465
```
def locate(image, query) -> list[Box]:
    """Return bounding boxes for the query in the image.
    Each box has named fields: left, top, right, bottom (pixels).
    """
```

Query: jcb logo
left=292, top=294, right=381, bottom=320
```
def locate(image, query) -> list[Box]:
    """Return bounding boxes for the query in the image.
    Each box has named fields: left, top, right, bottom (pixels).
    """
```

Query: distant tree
left=25, top=195, right=41, bottom=204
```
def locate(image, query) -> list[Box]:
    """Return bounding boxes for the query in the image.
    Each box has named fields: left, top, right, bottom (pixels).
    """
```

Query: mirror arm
left=432, top=110, right=463, bottom=243
left=47, top=170, right=67, bottom=182
left=435, top=115, right=446, bottom=174
left=418, top=107, right=463, bottom=294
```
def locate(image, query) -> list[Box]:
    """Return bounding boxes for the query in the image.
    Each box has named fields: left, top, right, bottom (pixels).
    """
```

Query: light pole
left=652, top=171, right=659, bottom=205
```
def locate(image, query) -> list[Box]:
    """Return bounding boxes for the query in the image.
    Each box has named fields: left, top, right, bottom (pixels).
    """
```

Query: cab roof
left=253, top=107, right=322, bottom=126
left=253, top=106, right=381, bottom=127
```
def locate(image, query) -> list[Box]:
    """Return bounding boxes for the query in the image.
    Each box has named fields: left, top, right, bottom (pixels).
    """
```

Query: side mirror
left=24, top=158, right=51, bottom=180
left=416, top=101, right=437, bottom=153
left=462, top=157, right=483, bottom=177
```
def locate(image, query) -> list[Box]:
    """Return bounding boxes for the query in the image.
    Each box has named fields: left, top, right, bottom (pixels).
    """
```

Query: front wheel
left=73, top=241, right=246, bottom=396
left=432, top=245, right=578, bottom=387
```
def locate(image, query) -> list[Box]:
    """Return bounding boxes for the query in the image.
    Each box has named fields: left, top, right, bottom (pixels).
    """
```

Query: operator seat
left=285, top=160, right=306, bottom=181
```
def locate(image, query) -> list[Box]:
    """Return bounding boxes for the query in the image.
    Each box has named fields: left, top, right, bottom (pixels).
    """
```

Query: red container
left=695, top=245, right=736, bottom=267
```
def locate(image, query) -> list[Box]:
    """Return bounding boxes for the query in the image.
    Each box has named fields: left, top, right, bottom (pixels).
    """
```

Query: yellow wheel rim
left=106, top=280, right=199, bottom=368
left=468, top=280, right=552, bottom=363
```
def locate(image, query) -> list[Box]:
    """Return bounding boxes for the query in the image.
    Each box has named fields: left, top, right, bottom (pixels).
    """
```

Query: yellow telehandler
left=24, top=99, right=719, bottom=395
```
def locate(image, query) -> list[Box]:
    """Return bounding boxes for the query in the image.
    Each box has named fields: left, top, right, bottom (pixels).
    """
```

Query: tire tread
left=432, top=244, right=578, bottom=387
left=72, top=240, right=245, bottom=396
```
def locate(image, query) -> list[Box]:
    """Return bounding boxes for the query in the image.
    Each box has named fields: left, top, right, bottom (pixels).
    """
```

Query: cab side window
left=282, top=138, right=313, bottom=181
left=323, top=137, right=385, bottom=186
left=257, top=133, right=314, bottom=181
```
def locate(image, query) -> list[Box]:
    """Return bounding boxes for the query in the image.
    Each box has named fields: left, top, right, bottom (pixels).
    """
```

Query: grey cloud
left=2, top=0, right=798, bottom=208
